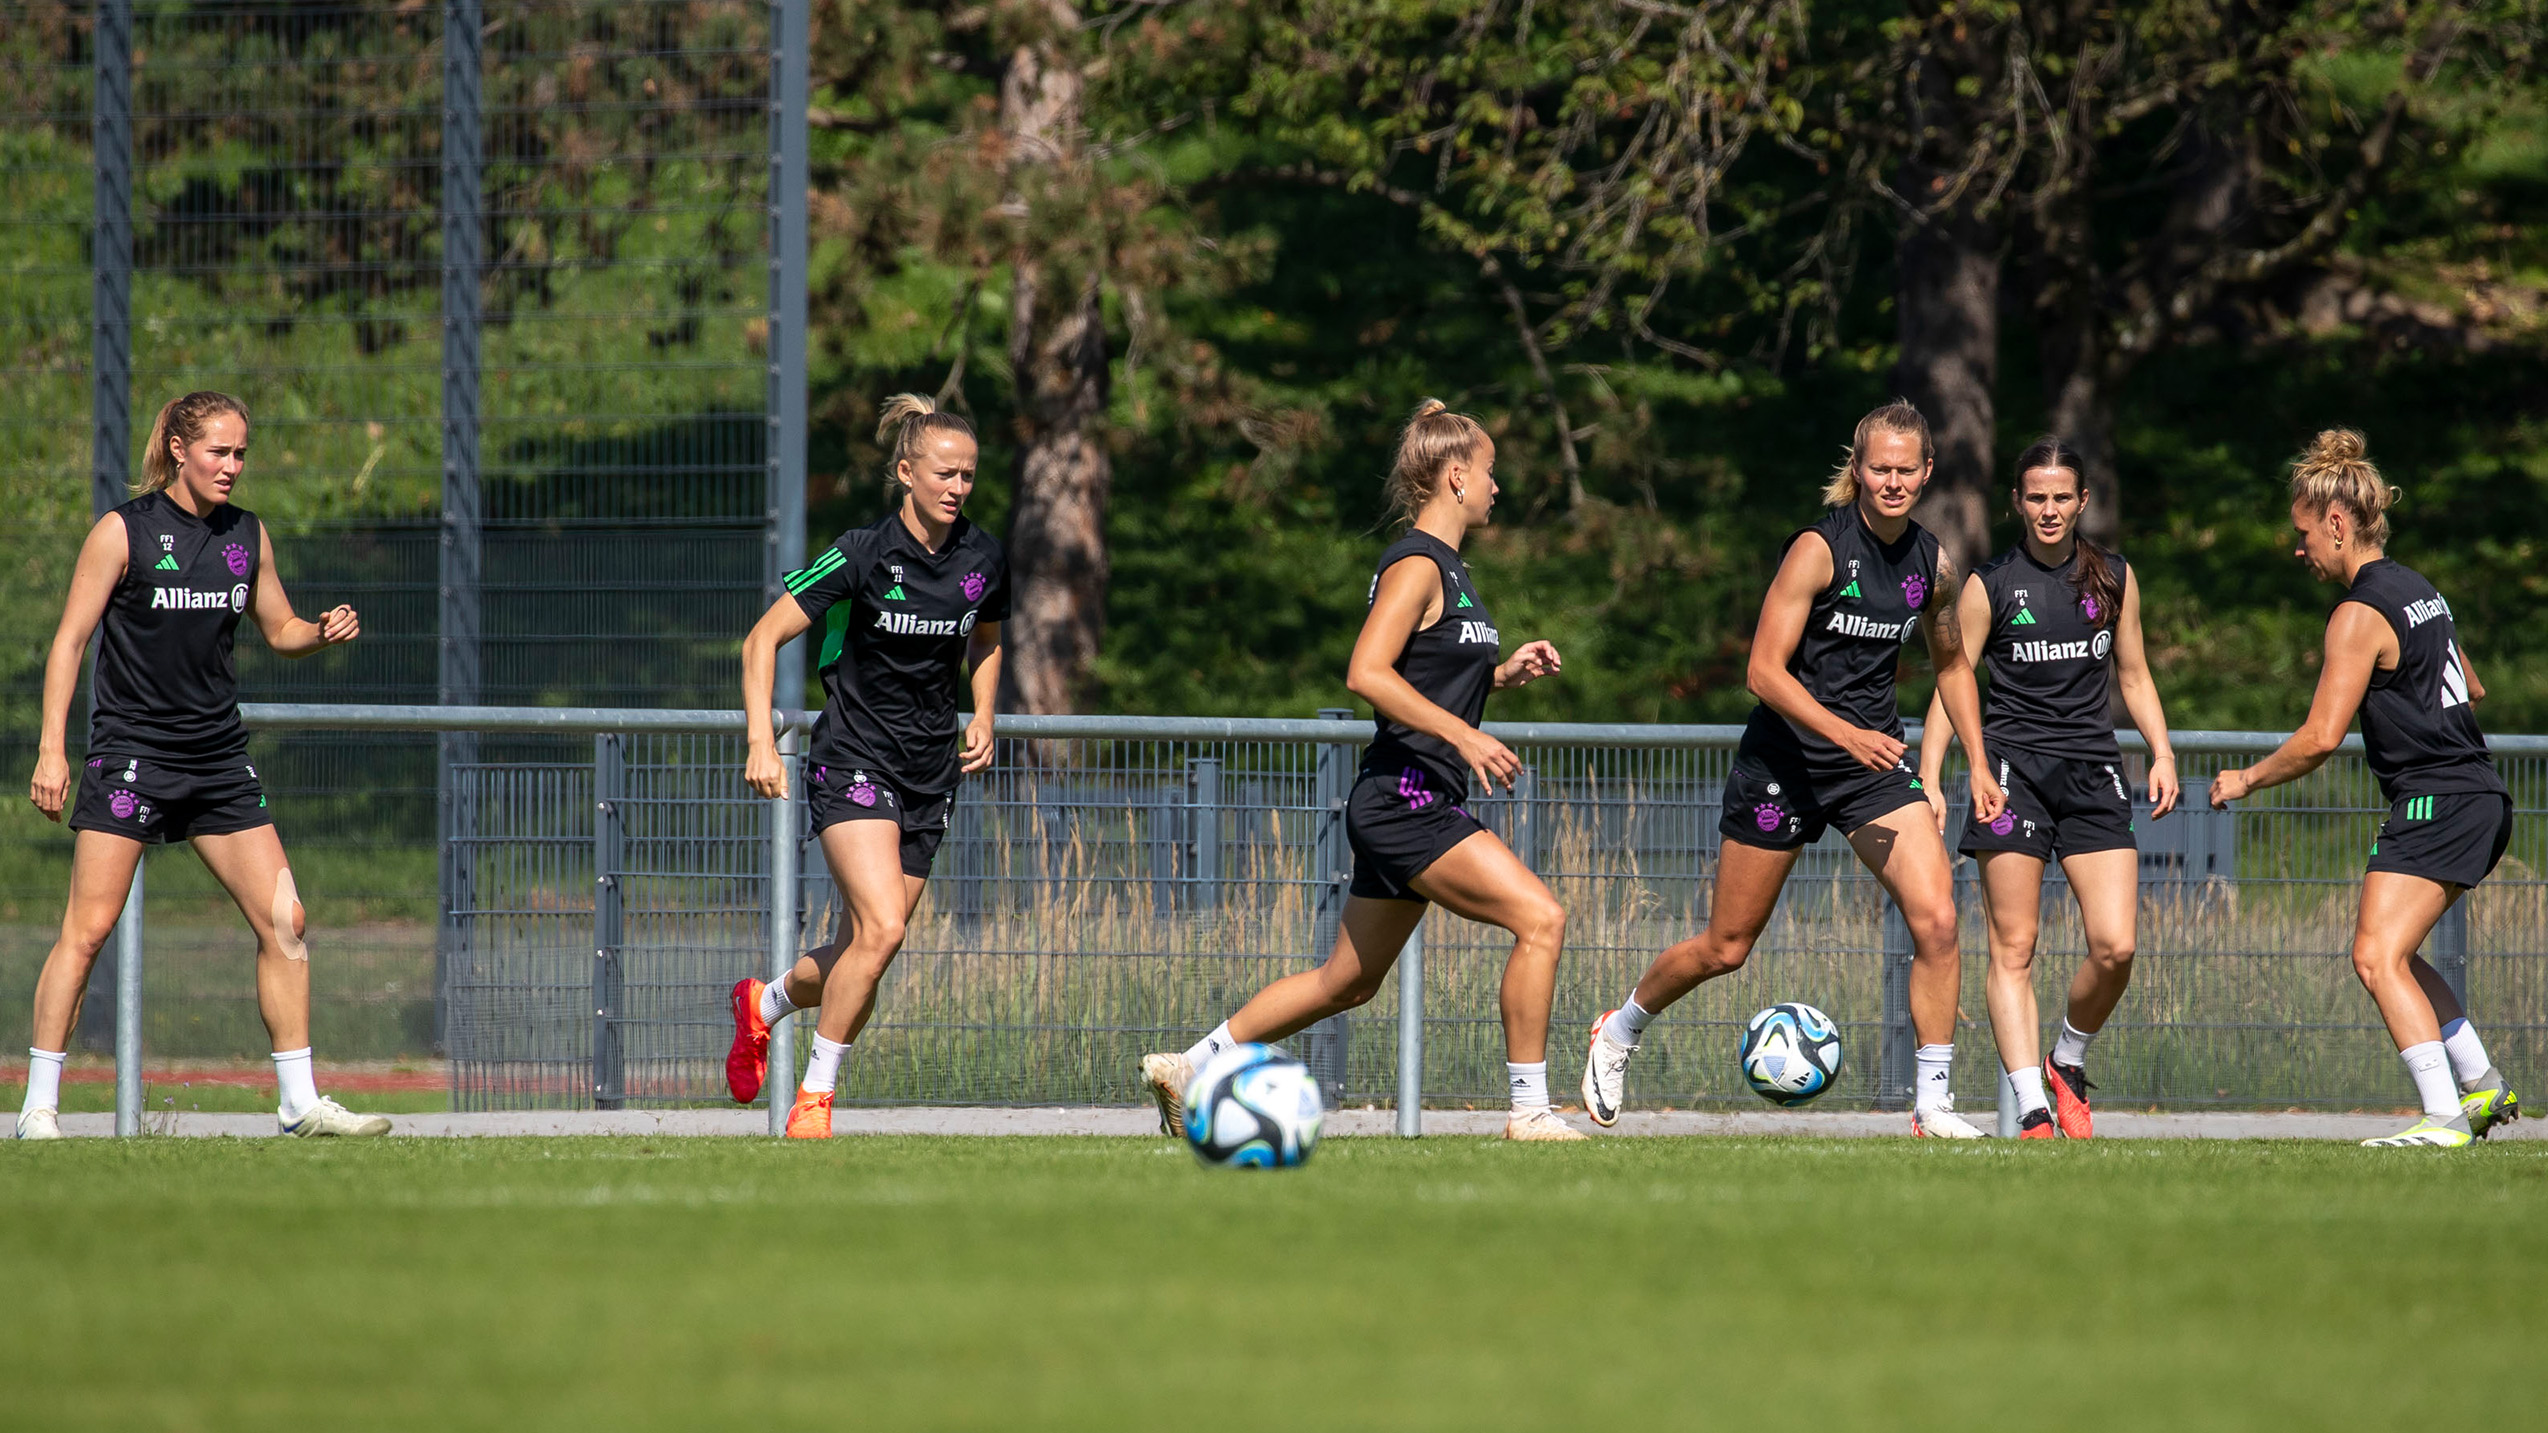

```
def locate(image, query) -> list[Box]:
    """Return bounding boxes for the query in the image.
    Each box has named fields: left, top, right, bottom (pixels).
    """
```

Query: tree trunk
left=2028, top=183, right=2121, bottom=546
left=996, top=3, right=1111, bottom=716
left=1891, top=206, right=2001, bottom=572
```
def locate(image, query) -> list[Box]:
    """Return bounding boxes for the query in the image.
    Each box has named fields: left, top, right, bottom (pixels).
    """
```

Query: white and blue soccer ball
left=1183, top=1043, right=1324, bottom=1169
left=1739, top=1002, right=1844, bottom=1107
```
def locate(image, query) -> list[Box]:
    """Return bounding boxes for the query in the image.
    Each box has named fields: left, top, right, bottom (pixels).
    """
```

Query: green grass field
left=2, top=1136, right=2543, bottom=1430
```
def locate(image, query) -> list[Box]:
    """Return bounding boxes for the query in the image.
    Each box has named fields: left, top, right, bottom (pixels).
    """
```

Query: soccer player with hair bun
left=1139, top=398, right=1585, bottom=1142
left=1581, top=400, right=2003, bottom=1136
left=728, top=393, right=1009, bottom=1138
left=2210, top=429, right=2521, bottom=1147
left=18, top=391, right=385, bottom=1140
left=1919, top=439, right=2178, bottom=1139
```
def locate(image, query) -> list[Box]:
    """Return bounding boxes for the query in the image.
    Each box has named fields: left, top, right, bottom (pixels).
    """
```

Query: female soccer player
left=727, top=394, right=1006, bottom=1139
left=17, top=391, right=385, bottom=1140
left=2211, top=430, right=2520, bottom=1147
left=1581, top=400, right=2003, bottom=1136
left=1137, top=400, right=1580, bottom=1141
left=1917, top=439, right=2178, bottom=1138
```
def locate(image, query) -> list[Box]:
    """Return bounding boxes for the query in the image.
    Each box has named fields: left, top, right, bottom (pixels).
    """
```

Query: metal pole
left=91, top=0, right=132, bottom=520
left=1877, top=899, right=1914, bottom=1111
left=768, top=721, right=800, bottom=1134
left=1305, top=708, right=1354, bottom=1105
left=592, top=735, right=625, bottom=1110
left=2433, top=894, right=2470, bottom=1013
left=113, top=857, right=144, bottom=1137
left=1996, top=1069, right=2018, bottom=1138
left=1396, top=920, right=1423, bottom=1138
left=765, top=0, right=810, bottom=711
left=1188, top=757, right=1220, bottom=917
left=439, top=0, right=484, bottom=1063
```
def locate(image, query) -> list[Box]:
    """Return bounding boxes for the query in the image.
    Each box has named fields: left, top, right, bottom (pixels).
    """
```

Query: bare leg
left=1976, top=851, right=2047, bottom=1073
left=1630, top=840, right=1801, bottom=1013
left=807, top=821, right=921, bottom=1045
left=2353, top=872, right=2461, bottom=1051
left=1226, top=896, right=1427, bottom=1045
left=1849, top=806, right=1962, bottom=1045
left=2057, top=847, right=2139, bottom=1036
left=28, top=831, right=145, bottom=1052
left=1404, top=832, right=1568, bottom=1062
left=785, top=871, right=928, bottom=1010
left=189, top=826, right=311, bottom=1051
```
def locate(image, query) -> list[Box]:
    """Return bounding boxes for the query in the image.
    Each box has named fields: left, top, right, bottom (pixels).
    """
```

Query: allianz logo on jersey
left=2007, top=631, right=2112, bottom=663
left=1825, top=611, right=1914, bottom=643
left=873, top=609, right=978, bottom=637
left=1457, top=620, right=1499, bottom=646
left=2404, top=596, right=2450, bottom=628
left=152, top=584, right=250, bottom=613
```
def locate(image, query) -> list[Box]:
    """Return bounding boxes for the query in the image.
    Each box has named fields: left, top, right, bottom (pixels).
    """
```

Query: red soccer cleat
left=2044, top=1057, right=2095, bottom=1140
left=2017, top=1108, right=2058, bottom=1139
left=726, top=976, right=771, bottom=1104
left=784, top=1088, right=833, bottom=1140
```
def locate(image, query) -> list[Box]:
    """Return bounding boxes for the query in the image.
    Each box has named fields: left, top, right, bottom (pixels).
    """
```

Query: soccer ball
left=1739, top=1003, right=1844, bottom=1107
left=1183, top=1043, right=1324, bottom=1169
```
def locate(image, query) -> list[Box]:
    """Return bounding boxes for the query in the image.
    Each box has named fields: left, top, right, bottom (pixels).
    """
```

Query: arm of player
left=2112, top=566, right=2179, bottom=818
left=1915, top=572, right=1990, bottom=832
left=1348, top=555, right=1521, bottom=794
left=741, top=596, right=815, bottom=800
left=30, top=514, right=129, bottom=821
left=1923, top=552, right=2003, bottom=824
left=250, top=524, right=358, bottom=658
left=2456, top=643, right=2487, bottom=704
left=2213, top=603, right=2384, bottom=806
left=960, top=621, right=1003, bottom=774
left=1747, top=534, right=1899, bottom=773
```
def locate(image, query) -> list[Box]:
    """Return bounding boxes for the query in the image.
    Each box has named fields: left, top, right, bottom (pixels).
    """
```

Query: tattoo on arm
left=1927, top=553, right=1963, bottom=655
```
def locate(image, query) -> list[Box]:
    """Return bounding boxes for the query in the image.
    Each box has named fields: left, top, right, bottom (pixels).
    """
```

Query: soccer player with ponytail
left=19, top=392, right=384, bottom=1139
left=727, top=394, right=1008, bottom=1138
left=2211, top=430, right=2520, bottom=1147
left=1139, top=399, right=1583, bottom=1141
left=1919, top=439, right=2178, bottom=1138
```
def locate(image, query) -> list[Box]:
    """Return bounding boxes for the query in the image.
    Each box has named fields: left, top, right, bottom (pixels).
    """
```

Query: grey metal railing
left=57, top=705, right=2548, bottom=1135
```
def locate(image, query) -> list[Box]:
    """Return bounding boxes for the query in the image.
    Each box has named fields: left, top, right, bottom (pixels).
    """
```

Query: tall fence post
left=592, top=735, right=625, bottom=1110
left=2433, top=895, right=2471, bottom=1013
left=91, top=0, right=132, bottom=520
left=765, top=0, right=810, bottom=714
left=1876, top=899, right=1914, bottom=1112
left=1509, top=763, right=1538, bottom=871
left=1188, top=757, right=1220, bottom=918
left=767, top=721, right=800, bottom=1135
left=112, top=858, right=145, bottom=1137
left=1304, top=709, right=1355, bottom=1105
left=1397, top=918, right=1423, bottom=1137
left=438, top=0, right=485, bottom=1061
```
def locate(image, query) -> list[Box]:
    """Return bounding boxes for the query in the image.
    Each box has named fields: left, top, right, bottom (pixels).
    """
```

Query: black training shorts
left=1958, top=745, right=2136, bottom=862
left=805, top=761, right=954, bottom=878
left=1718, top=741, right=1928, bottom=852
left=1346, top=767, right=1486, bottom=900
left=68, top=753, right=273, bottom=845
left=2367, top=791, right=2512, bottom=890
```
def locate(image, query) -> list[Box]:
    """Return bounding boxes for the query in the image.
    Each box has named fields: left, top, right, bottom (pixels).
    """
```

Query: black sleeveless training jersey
left=1744, top=505, right=1940, bottom=769
left=785, top=511, right=1010, bottom=798
left=1360, top=530, right=1501, bottom=805
left=1974, top=545, right=2125, bottom=759
left=2339, top=559, right=2503, bottom=802
left=88, top=491, right=263, bottom=771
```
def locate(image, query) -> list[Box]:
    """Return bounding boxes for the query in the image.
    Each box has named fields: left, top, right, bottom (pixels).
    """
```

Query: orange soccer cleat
left=2044, top=1057, right=2095, bottom=1140
left=726, top=976, right=772, bottom=1104
left=2017, top=1108, right=2058, bottom=1139
left=784, top=1088, right=833, bottom=1140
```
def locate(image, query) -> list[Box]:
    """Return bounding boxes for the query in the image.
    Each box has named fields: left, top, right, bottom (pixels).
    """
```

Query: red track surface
left=1, top=1061, right=445, bottom=1093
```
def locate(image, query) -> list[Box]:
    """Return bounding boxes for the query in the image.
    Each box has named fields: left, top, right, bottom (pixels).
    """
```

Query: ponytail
left=1825, top=399, right=1930, bottom=507
left=1384, top=398, right=1488, bottom=526
left=2012, top=437, right=2121, bottom=627
left=875, top=393, right=977, bottom=493
left=2289, top=428, right=2398, bottom=548
left=138, top=391, right=249, bottom=494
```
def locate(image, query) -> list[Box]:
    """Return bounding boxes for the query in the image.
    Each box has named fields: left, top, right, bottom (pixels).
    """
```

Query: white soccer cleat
left=1911, top=1102, right=1986, bottom=1139
left=2361, top=1113, right=2474, bottom=1148
left=1580, top=1014, right=1636, bottom=1128
left=14, top=1107, right=62, bottom=1141
left=1502, top=1107, right=1591, bottom=1142
left=1139, top=1052, right=1193, bottom=1138
left=279, top=1096, right=391, bottom=1138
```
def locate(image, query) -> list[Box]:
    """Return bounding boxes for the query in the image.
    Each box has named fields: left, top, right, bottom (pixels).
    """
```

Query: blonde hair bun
left=2289, top=427, right=2399, bottom=546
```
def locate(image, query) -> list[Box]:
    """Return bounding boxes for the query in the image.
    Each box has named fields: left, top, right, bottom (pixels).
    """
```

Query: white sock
left=1181, top=1021, right=1237, bottom=1068
left=1915, top=1043, right=1954, bottom=1111
left=801, top=1033, right=850, bottom=1094
left=759, top=978, right=799, bottom=1026
left=2051, top=1019, right=2097, bottom=1068
left=23, top=1048, right=65, bottom=1113
left=2401, top=1041, right=2460, bottom=1120
left=1602, top=998, right=1656, bottom=1046
left=2007, top=1064, right=2048, bottom=1116
left=272, top=1047, right=318, bottom=1118
left=2440, top=1018, right=2493, bottom=1091
left=1507, top=1060, right=1550, bottom=1114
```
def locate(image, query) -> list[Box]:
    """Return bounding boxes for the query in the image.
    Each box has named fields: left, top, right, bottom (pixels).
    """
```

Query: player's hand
left=318, top=604, right=360, bottom=646
left=1922, top=782, right=1947, bottom=834
left=960, top=713, right=997, bottom=774
left=1451, top=727, right=1522, bottom=794
left=29, top=749, right=69, bottom=822
left=744, top=741, right=788, bottom=800
left=1837, top=726, right=1907, bottom=773
left=2147, top=755, right=2181, bottom=819
left=2209, top=767, right=2248, bottom=808
left=1967, top=765, right=2007, bottom=825
left=1495, top=641, right=1562, bottom=690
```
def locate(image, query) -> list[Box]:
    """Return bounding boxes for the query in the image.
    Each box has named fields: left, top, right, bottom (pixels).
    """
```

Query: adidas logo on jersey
left=1836, top=580, right=1861, bottom=599
left=2441, top=640, right=2470, bottom=709
left=153, top=554, right=181, bottom=571
left=1456, top=620, right=1499, bottom=646
left=1825, top=611, right=1908, bottom=641
left=2009, top=607, right=2037, bottom=626
left=883, top=584, right=907, bottom=601
left=873, top=610, right=977, bottom=637
left=1456, top=591, right=1474, bottom=609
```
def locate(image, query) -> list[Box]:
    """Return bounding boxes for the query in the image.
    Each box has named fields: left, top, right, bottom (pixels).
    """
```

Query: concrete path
left=44, top=1107, right=2545, bottom=1140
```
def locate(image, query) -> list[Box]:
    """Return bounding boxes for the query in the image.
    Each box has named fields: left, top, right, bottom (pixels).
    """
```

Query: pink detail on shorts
left=849, top=781, right=878, bottom=808
left=1989, top=809, right=2016, bottom=835
left=1753, top=802, right=1783, bottom=832
left=109, top=790, right=137, bottom=820
left=1398, top=767, right=1434, bottom=810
